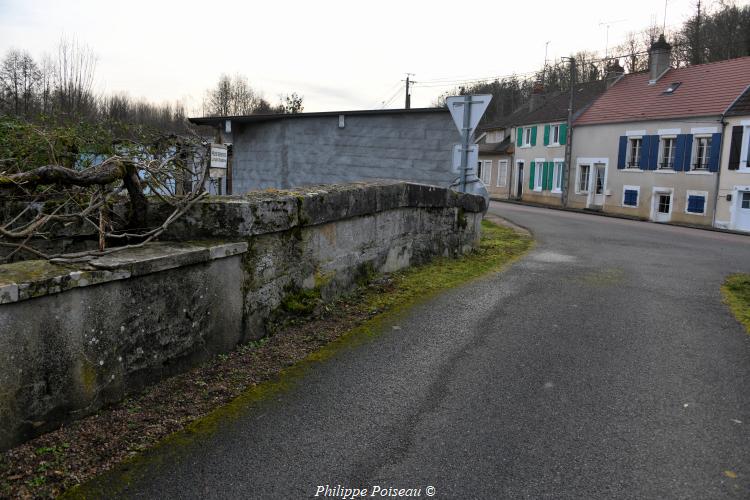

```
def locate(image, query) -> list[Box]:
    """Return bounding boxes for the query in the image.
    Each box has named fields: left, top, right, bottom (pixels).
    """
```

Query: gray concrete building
left=190, top=108, right=460, bottom=194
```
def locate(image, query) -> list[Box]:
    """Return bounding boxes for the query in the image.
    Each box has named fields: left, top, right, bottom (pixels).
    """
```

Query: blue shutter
left=648, top=135, right=660, bottom=170
left=674, top=134, right=686, bottom=171
left=624, top=189, right=638, bottom=206
left=617, top=136, right=627, bottom=169
left=682, top=134, right=694, bottom=171
left=641, top=136, right=651, bottom=169
left=708, top=133, right=722, bottom=172
left=687, top=195, right=705, bottom=214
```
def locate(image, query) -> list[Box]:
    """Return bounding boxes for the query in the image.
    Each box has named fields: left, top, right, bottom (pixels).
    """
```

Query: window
left=551, top=124, right=560, bottom=145
left=658, top=194, right=671, bottom=214
left=742, top=192, right=750, bottom=209
left=628, top=138, right=642, bottom=168
left=659, top=137, right=676, bottom=169
left=534, top=161, right=544, bottom=191
left=577, top=165, right=591, bottom=193
left=552, top=161, right=564, bottom=192
left=480, top=160, right=492, bottom=184
left=662, top=82, right=682, bottom=95
left=693, top=136, right=712, bottom=170
left=685, top=191, right=708, bottom=215
left=497, top=160, right=508, bottom=187
left=623, top=188, right=639, bottom=207
left=523, top=127, right=532, bottom=147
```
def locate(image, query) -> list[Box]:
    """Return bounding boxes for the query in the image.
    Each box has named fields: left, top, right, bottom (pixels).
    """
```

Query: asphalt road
left=106, top=202, right=750, bottom=499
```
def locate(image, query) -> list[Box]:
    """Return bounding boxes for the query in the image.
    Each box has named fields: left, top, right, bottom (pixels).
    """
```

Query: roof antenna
left=663, top=0, right=668, bottom=32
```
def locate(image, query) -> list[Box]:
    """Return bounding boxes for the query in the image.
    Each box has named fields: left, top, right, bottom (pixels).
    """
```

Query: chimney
left=528, top=81, right=545, bottom=112
left=648, top=34, right=672, bottom=84
left=605, top=60, right=625, bottom=88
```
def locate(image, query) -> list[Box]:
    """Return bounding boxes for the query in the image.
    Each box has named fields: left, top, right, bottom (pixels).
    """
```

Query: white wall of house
left=477, top=153, right=512, bottom=198
left=569, top=117, right=723, bottom=225
left=513, top=123, right=567, bottom=206
left=716, top=115, right=750, bottom=232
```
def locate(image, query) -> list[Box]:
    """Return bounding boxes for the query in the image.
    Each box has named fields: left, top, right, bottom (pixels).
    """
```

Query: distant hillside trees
left=437, top=1, right=750, bottom=127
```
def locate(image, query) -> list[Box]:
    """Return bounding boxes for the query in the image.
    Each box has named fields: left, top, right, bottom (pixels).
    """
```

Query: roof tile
left=574, top=56, right=750, bottom=125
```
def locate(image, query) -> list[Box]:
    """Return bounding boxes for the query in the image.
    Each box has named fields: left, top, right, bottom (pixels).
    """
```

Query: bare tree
left=54, top=37, right=97, bottom=117
left=0, top=131, right=210, bottom=262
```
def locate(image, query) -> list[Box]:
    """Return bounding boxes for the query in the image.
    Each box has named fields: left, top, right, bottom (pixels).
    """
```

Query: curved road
left=105, top=202, right=750, bottom=499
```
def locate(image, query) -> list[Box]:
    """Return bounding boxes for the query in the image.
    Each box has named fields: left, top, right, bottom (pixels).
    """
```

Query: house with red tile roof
left=716, top=86, right=750, bottom=232
left=568, top=35, right=750, bottom=226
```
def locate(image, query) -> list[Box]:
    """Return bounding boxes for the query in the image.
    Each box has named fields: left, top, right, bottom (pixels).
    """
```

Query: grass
left=2, top=219, right=531, bottom=499
left=722, top=274, right=750, bottom=333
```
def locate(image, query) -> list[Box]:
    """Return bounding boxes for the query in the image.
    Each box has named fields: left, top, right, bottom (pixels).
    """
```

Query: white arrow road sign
left=446, top=94, right=492, bottom=137
left=451, top=144, right=478, bottom=174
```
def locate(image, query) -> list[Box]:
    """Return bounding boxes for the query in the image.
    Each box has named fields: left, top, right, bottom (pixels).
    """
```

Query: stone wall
left=0, top=181, right=484, bottom=451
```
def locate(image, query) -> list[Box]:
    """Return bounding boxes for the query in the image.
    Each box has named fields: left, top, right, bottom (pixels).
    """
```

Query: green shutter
left=541, top=162, right=548, bottom=190
left=516, top=127, right=523, bottom=147
left=544, top=125, right=550, bottom=146
left=529, top=161, right=535, bottom=189
left=531, top=126, right=538, bottom=146
left=547, top=161, right=554, bottom=190
left=560, top=124, right=568, bottom=145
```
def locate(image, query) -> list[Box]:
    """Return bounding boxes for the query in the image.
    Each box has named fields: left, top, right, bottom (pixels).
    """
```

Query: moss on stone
left=0, top=260, right=72, bottom=286
left=280, top=287, right=321, bottom=316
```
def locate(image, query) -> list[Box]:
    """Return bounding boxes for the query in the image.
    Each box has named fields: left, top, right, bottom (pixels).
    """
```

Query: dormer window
left=662, top=82, right=681, bottom=95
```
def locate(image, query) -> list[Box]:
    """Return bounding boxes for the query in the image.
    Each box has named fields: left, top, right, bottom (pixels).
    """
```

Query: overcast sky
left=0, top=0, right=735, bottom=115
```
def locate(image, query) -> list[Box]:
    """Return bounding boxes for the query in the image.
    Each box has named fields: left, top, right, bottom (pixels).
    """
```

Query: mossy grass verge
left=722, top=274, right=750, bottom=334
left=1, top=220, right=531, bottom=499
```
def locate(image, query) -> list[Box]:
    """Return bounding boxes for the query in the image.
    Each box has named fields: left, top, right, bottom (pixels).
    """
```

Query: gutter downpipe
left=712, top=115, right=727, bottom=229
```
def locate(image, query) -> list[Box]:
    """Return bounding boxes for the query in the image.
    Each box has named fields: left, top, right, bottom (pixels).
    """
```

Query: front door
left=653, top=191, right=672, bottom=222
left=736, top=191, right=750, bottom=231
left=516, top=163, right=524, bottom=200
left=591, top=163, right=606, bottom=206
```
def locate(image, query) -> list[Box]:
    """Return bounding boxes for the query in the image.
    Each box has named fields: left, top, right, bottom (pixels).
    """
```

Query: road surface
left=102, top=202, right=750, bottom=499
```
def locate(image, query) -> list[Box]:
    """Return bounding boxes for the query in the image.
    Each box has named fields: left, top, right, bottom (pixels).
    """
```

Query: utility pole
left=404, top=73, right=415, bottom=109
left=562, top=57, right=576, bottom=208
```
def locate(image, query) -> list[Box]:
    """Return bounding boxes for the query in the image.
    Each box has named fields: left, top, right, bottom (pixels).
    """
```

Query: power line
left=381, top=84, right=404, bottom=108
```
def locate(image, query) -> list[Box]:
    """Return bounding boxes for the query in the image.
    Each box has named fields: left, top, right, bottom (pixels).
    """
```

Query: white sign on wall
left=210, top=144, right=228, bottom=169
left=210, top=143, right=228, bottom=179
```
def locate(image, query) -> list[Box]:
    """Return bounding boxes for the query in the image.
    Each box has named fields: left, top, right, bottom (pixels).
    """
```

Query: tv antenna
left=599, top=19, right=626, bottom=58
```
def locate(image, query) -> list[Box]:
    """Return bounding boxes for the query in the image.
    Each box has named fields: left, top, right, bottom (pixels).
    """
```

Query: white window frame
left=658, top=136, right=677, bottom=170
left=576, top=164, right=591, bottom=194
left=685, top=190, right=709, bottom=216
left=652, top=187, right=674, bottom=217
left=496, top=160, right=508, bottom=187
left=523, top=127, right=532, bottom=147
left=533, top=158, right=545, bottom=191
left=549, top=124, right=561, bottom=146
left=627, top=136, right=643, bottom=169
left=622, top=185, right=640, bottom=208
left=692, top=135, right=712, bottom=171
left=738, top=121, right=750, bottom=172
left=480, top=159, right=492, bottom=185
left=551, top=158, right=564, bottom=193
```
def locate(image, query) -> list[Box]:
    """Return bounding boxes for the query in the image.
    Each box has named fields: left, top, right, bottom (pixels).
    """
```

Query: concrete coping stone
left=0, top=241, right=247, bottom=305
left=152, top=181, right=486, bottom=240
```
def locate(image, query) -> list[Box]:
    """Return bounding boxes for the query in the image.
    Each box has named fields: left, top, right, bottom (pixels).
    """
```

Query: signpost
left=451, top=144, right=478, bottom=174
left=446, top=94, right=492, bottom=192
